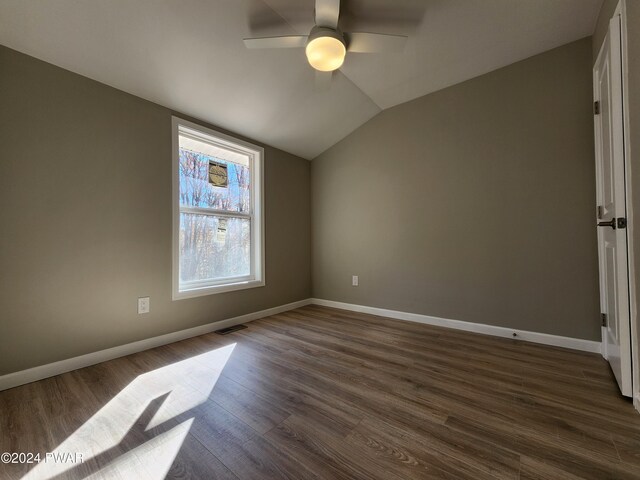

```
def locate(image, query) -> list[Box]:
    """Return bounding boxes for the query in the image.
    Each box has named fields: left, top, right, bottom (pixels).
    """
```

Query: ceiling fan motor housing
left=307, top=26, right=345, bottom=45
left=305, top=26, right=347, bottom=72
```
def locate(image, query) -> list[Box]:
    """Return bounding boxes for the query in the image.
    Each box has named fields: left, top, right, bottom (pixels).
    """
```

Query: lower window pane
left=179, top=213, right=251, bottom=286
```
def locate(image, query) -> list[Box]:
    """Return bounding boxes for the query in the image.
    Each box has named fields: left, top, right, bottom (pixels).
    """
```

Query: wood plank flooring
left=1, top=305, right=639, bottom=479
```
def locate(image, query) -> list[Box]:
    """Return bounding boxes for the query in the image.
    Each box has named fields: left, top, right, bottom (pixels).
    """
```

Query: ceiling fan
left=243, top=0, right=408, bottom=86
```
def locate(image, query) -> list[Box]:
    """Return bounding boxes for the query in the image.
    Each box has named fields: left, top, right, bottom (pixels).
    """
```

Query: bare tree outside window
left=178, top=149, right=251, bottom=284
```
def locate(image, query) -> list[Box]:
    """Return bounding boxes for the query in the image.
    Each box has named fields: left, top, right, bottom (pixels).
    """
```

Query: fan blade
left=345, top=32, right=407, bottom=53
left=315, top=0, right=340, bottom=29
left=315, top=70, right=333, bottom=91
left=243, top=36, right=308, bottom=49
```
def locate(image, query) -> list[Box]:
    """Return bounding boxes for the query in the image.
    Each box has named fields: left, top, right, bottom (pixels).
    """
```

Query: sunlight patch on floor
left=21, top=343, right=236, bottom=480
left=84, top=419, right=193, bottom=480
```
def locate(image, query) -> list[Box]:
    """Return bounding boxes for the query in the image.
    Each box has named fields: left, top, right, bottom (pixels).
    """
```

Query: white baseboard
left=0, top=297, right=604, bottom=392
left=0, top=299, right=312, bottom=392
left=310, top=298, right=602, bottom=354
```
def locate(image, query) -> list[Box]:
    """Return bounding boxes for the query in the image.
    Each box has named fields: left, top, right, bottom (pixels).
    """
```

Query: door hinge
left=594, top=101, right=600, bottom=115
left=617, top=217, right=627, bottom=229
left=601, top=313, right=608, bottom=327
left=597, top=205, right=603, bottom=219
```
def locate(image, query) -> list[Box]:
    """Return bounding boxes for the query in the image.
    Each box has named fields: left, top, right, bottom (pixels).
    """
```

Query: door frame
left=594, top=0, right=638, bottom=409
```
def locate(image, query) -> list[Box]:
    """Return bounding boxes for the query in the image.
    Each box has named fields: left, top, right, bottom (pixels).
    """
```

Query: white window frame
left=172, top=117, right=265, bottom=300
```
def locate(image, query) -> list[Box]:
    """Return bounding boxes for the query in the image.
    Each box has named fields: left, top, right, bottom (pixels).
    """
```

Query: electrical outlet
left=352, top=275, right=359, bottom=286
left=138, top=297, right=150, bottom=314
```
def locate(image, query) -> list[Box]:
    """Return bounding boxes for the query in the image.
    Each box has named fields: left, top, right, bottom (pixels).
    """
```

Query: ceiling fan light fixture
left=305, top=27, right=346, bottom=72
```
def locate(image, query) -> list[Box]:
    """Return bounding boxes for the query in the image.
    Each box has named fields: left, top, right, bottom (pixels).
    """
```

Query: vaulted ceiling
left=0, top=0, right=603, bottom=159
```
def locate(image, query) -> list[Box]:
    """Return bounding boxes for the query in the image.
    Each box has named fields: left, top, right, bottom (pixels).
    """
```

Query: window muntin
left=172, top=118, right=264, bottom=299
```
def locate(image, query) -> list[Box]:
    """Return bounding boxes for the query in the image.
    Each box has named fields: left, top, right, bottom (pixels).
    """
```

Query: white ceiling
left=0, top=0, right=603, bottom=160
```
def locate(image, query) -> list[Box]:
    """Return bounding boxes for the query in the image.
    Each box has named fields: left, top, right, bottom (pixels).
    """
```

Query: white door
left=593, top=13, right=632, bottom=397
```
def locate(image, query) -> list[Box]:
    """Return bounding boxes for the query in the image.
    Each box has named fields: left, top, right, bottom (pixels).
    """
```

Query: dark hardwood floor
left=1, top=305, right=639, bottom=479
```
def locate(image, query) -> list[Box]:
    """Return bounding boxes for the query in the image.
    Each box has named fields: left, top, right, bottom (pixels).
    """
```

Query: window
left=172, top=117, right=264, bottom=299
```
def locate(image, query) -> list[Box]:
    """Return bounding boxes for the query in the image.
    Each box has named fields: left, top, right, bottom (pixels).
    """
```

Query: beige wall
left=312, top=38, right=600, bottom=340
left=0, top=45, right=311, bottom=376
left=0, top=28, right=616, bottom=376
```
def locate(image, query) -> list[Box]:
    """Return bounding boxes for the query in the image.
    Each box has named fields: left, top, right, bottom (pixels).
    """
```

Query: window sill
left=173, top=279, right=265, bottom=300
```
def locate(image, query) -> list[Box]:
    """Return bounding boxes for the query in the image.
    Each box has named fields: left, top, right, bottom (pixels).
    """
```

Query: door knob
left=598, top=219, right=616, bottom=229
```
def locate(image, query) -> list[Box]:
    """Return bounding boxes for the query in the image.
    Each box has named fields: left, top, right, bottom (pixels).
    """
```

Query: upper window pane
left=179, top=133, right=251, bottom=213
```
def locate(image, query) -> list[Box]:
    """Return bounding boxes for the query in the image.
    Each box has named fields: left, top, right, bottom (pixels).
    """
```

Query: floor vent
left=215, top=324, right=248, bottom=335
